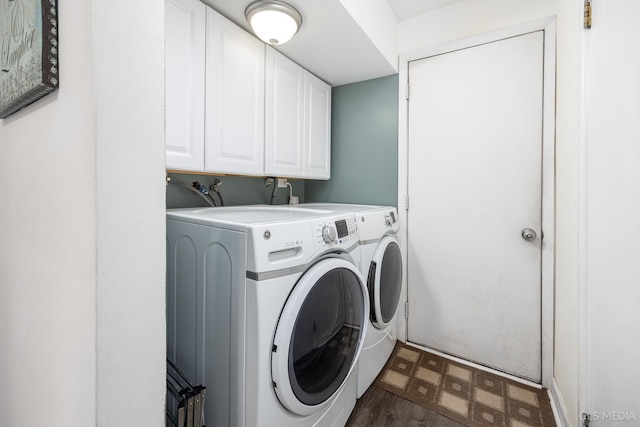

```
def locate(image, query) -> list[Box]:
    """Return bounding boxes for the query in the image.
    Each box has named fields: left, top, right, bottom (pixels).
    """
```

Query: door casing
left=396, top=17, right=556, bottom=388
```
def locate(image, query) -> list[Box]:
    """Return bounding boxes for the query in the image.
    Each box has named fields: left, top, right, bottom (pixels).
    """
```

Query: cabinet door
left=304, top=72, right=331, bottom=180
left=265, top=49, right=305, bottom=178
left=165, top=0, right=205, bottom=171
left=205, top=9, right=265, bottom=176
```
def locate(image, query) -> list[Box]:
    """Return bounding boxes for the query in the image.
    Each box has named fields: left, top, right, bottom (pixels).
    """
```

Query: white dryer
left=166, top=206, right=368, bottom=427
left=293, top=204, right=403, bottom=398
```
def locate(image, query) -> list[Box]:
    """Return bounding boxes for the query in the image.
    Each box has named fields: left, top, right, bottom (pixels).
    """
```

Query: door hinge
left=405, top=301, right=409, bottom=318
left=405, top=194, right=409, bottom=210
left=406, top=83, right=410, bottom=100
left=584, top=0, right=592, bottom=29
left=582, top=412, right=591, bottom=427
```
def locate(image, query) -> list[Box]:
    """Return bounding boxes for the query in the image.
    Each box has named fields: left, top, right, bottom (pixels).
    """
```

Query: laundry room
left=2, top=0, right=640, bottom=426
left=162, top=2, right=562, bottom=423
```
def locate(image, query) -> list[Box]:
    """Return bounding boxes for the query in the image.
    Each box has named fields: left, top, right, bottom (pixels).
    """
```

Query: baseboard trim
left=549, top=377, right=571, bottom=427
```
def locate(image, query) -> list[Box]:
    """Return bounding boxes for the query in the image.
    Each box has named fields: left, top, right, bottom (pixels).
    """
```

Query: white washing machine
left=166, top=206, right=368, bottom=426
left=293, top=204, right=402, bottom=398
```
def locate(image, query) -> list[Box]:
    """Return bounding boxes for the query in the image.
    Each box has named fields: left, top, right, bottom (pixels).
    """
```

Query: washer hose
left=270, top=178, right=278, bottom=205
left=167, top=176, right=217, bottom=207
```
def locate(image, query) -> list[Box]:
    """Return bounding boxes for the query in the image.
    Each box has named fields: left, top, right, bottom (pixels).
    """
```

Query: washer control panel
left=321, top=225, right=337, bottom=243
left=314, top=216, right=357, bottom=247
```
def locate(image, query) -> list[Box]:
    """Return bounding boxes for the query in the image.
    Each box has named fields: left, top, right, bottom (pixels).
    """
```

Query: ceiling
left=386, top=0, right=465, bottom=21
left=203, top=0, right=463, bottom=86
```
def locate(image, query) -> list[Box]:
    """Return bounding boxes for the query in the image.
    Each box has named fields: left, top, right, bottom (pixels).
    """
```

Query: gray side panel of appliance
left=166, top=233, right=198, bottom=381
left=166, top=219, right=247, bottom=427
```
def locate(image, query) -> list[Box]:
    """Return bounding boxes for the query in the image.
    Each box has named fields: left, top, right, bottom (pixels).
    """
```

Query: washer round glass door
left=367, top=234, right=403, bottom=329
left=271, top=257, right=368, bottom=416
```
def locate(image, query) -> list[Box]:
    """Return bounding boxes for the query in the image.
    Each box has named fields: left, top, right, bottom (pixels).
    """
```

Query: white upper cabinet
left=304, top=71, right=331, bottom=180
left=265, top=49, right=331, bottom=179
left=165, top=2, right=330, bottom=179
left=205, top=9, right=265, bottom=176
left=165, top=0, right=205, bottom=171
left=265, top=48, right=304, bottom=177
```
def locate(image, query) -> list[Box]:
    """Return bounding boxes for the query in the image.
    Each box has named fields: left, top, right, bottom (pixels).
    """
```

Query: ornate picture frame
left=0, top=0, right=59, bottom=119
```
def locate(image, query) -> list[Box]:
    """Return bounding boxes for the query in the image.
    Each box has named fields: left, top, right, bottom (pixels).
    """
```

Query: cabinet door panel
left=304, top=72, right=331, bottom=179
left=165, top=0, right=205, bottom=171
left=265, top=49, right=304, bottom=177
left=205, top=9, right=265, bottom=176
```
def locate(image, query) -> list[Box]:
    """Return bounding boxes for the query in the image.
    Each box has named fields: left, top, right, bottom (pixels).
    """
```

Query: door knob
left=521, top=228, right=537, bottom=241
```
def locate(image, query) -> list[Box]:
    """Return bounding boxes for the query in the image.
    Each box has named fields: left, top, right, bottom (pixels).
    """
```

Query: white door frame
left=396, top=17, right=556, bottom=388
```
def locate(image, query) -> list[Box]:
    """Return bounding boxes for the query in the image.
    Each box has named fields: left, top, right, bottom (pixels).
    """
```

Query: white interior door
left=407, top=32, right=544, bottom=381
left=585, top=0, right=640, bottom=422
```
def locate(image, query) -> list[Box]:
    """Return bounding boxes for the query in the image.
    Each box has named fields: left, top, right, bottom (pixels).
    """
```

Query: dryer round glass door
left=367, top=234, right=403, bottom=329
left=271, top=257, right=368, bottom=416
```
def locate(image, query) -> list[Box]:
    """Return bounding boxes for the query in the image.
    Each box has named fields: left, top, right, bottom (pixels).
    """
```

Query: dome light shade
left=245, top=1, right=302, bottom=45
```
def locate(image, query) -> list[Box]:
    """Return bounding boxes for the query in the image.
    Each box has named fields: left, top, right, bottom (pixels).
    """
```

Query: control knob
left=322, top=225, right=337, bottom=244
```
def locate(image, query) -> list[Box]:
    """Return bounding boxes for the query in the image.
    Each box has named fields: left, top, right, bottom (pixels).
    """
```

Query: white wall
left=585, top=0, right=640, bottom=423
left=0, top=0, right=97, bottom=425
left=339, top=0, right=399, bottom=72
left=399, top=0, right=556, bottom=55
left=93, top=0, right=166, bottom=425
left=0, top=0, right=166, bottom=425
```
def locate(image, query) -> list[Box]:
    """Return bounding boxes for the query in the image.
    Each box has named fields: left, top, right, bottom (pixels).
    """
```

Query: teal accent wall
left=305, top=74, right=399, bottom=207
left=166, top=173, right=305, bottom=209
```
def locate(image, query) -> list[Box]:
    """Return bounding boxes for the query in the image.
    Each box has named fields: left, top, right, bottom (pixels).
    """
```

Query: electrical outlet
left=277, top=178, right=288, bottom=188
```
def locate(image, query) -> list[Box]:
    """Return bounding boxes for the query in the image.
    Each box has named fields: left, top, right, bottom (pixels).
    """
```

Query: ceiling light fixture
left=245, top=0, right=302, bottom=46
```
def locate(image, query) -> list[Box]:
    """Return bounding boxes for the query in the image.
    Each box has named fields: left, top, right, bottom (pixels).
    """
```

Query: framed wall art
left=0, top=0, right=59, bottom=119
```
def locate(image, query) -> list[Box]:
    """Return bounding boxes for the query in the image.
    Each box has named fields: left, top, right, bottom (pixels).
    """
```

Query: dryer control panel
left=357, top=207, right=400, bottom=241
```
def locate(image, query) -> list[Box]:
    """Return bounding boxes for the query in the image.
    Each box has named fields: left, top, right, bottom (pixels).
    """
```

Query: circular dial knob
left=322, top=225, right=337, bottom=244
